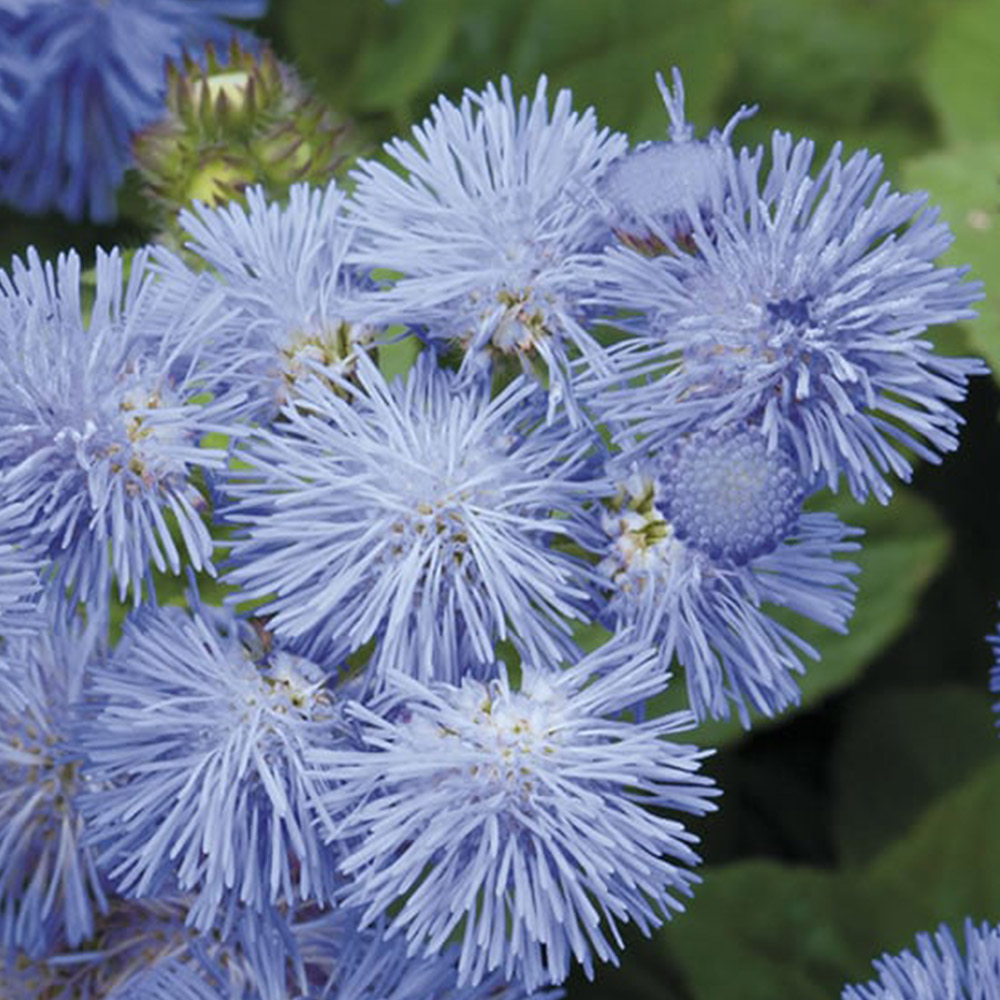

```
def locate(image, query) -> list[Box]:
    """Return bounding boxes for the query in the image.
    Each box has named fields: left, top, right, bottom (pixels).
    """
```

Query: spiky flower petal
left=591, top=130, right=984, bottom=501
left=842, top=920, right=1000, bottom=999
left=0, top=247, right=236, bottom=606
left=223, top=354, right=603, bottom=684
left=311, top=642, right=717, bottom=991
left=76, top=602, right=344, bottom=931
left=348, top=76, right=628, bottom=421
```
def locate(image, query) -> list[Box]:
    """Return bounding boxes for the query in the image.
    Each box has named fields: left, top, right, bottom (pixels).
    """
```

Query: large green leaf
left=663, top=487, right=950, bottom=747
left=923, top=0, right=1000, bottom=146
left=868, top=754, right=1000, bottom=928
left=282, top=0, right=463, bottom=115
left=505, top=0, right=737, bottom=140
left=903, top=143, right=1000, bottom=381
left=833, top=685, right=998, bottom=865
left=658, top=861, right=910, bottom=1000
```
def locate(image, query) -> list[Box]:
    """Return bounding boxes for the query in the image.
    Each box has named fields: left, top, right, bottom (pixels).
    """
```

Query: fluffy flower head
left=76, top=601, right=343, bottom=931
left=348, top=76, right=628, bottom=420
left=593, top=131, right=984, bottom=501
left=311, top=642, right=717, bottom=991
left=0, top=247, right=236, bottom=605
left=595, top=427, right=860, bottom=722
left=0, top=603, right=106, bottom=957
left=223, top=354, right=601, bottom=683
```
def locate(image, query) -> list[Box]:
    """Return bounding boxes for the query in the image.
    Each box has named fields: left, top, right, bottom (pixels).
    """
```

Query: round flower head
left=156, top=182, right=377, bottom=423
left=0, top=247, right=238, bottom=607
left=842, top=920, right=1000, bottom=999
left=598, top=68, right=755, bottom=252
left=310, top=641, right=717, bottom=991
left=76, top=600, right=344, bottom=932
left=591, top=131, right=984, bottom=502
left=0, top=0, right=264, bottom=220
left=222, top=353, right=602, bottom=684
left=348, top=76, right=628, bottom=422
left=594, top=427, right=861, bottom=723
left=0, top=601, right=106, bottom=958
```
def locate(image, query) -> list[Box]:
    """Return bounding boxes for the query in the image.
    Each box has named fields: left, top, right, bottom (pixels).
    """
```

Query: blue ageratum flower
left=222, top=353, right=602, bottom=685
left=842, top=920, right=1000, bottom=999
left=0, top=247, right=238, bottom=607
left=76, top=601, right=344, bottom=933
left=592, top=426, right=860, bottom=723
left=347, top=76, right=628, bottom=422
left=155, top=182, right=378, bottom=423
left=0, top=0, right=265, bottom=221
left=0, top=601, right=106, bottom=958
left=598, top=68, right=755, bottom=252
left=310, top=642, right=717, bottom=991
left=590, top=130, right=984, bottom=502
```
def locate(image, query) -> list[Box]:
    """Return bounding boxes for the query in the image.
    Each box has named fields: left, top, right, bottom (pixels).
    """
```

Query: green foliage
left=833, top=686, right=998, bottom=865
left=904, top=145, right=1000, bottom=380
left=923, top=0, right=1000, bottom=146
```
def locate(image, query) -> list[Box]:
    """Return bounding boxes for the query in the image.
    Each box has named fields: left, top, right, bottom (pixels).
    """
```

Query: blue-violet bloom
left=222, top=353, right=602, bottom=684
left=310, top=641, right=717, bottom=991
left=347, top=76, right=628, bottom=422
left=590, top=131, right=984, bottom=502
left=76, top=601, right=343, bottom=932
left=0, top=247, right=238, bottom=607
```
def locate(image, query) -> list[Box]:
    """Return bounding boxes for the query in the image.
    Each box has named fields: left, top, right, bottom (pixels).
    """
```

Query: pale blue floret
left=222, top=353, right=603, bottom=684
left=309, top=642, right=717, bottom=991
left=347, top=76, right=628, bottom=422
left=76, top=601, right=344, bottom=933
left=0, top=601, right=107, bottom=958
left=598, top=68, right=755, bottom=249
left=156, top=182, right=378, bottom=423
left=0, top=247, right=239, bottom=607
left=594, top=427, right=861, bottom=723
left=0, top=0, right=265, bottom=220
left=590, top=131, right=985, bottom=502
left=842, top=920, right=1000, bottom=999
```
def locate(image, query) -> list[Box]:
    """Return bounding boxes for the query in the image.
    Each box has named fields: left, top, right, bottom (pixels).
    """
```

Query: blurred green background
left=4, top=0, right=1000, bottom=995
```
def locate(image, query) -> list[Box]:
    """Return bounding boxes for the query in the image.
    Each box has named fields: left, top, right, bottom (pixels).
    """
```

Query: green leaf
left=903, top=143, right=1000, bottom=381
left=660, top=861, right=908, bottom=1000
left=869, top=755, right=1000, bottom=928
left=282, top=0, right=462, bottom=115
left=923, top=0, right=1000, bottom=145
left=833, top=685, right=998, bottom=865
left=505, top=0, right=737, bottom=140
left=661, top=487, right=951, bottom=747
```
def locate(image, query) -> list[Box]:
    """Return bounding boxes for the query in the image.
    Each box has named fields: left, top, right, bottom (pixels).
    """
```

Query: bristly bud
left=133, top=38, right=354, bottom=241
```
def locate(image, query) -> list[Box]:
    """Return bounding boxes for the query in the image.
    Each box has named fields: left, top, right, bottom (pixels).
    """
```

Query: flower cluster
left=0, top=12, right=984, bottom=994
